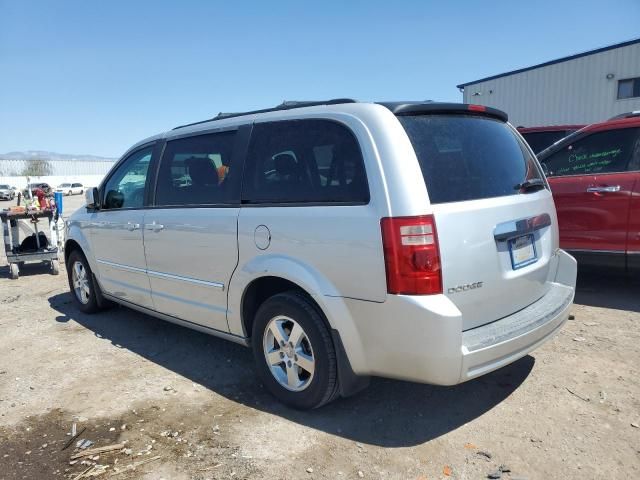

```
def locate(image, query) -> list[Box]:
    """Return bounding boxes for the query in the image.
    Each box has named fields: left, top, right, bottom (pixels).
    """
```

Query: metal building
left=457, top=38, right=640, bottom=127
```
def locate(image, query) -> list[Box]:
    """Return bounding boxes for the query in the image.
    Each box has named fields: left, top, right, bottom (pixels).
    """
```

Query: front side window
left=102, top=146, right=153, bottom=209
left=543, top=128, right=640, bottom=177
left=617, top=77, right=640, bottom=99
left=242, top=120, right=368, bottom=204
left=155, top=131, right=238, bottom=206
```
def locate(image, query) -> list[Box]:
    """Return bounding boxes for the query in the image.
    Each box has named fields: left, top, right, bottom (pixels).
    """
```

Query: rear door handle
left=586, top=185, right=621, bottom=193
left=145, top=222, right=164, bottom=232
left=126, top=222, right=140, bottom=231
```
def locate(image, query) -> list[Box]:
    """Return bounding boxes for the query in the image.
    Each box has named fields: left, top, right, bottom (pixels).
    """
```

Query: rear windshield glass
left=398, top=115, right=543, bottom=204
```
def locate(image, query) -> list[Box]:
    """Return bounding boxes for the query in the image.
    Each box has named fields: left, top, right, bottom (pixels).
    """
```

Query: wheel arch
left=240, top=276, right=326, bottom=340
left=64, top=223, right=100, bottom=278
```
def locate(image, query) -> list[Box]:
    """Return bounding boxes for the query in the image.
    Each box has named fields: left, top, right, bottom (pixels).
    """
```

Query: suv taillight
left=380, top=215, right=442, bottom=295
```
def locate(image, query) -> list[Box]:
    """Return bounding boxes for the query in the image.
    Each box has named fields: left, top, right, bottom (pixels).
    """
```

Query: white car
left=56, top=183, right=84, bottom=196
left=65, top=99, right=577, bottom=409
left=0, top=184, right=15, bottom=200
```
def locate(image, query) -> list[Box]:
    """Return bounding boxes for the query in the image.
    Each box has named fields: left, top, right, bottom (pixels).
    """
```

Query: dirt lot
left=0, top=195, right=638, bottom=479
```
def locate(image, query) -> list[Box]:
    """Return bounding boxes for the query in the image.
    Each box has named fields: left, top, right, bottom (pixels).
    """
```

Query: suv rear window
left=398, top=115, right=543, bottom=204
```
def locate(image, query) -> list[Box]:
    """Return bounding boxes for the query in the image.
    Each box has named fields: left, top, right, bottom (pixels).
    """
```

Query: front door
left=142, top=129, right=244, bottom=332
left=90, top=145, right=154, bottom=309
left=544, top=127, right=640, bottom=257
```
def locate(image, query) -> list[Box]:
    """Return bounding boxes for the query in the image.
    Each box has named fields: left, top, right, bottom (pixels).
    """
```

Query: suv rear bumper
left=335, top=249, right=577, bottom=385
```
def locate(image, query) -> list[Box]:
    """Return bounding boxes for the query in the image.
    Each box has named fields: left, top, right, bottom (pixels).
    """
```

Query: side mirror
left=86, top=187, right=100, bottom=209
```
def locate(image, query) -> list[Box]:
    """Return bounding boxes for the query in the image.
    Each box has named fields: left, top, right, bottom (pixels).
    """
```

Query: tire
left=66, top=250, right=101, bottom=313
left=252, top=291, right=339, bottom=409
left=67, top=190, right=72, bottom=196
left=51, top=259, right=60, bottom=275
left=9, top=263, right=19, bottom=279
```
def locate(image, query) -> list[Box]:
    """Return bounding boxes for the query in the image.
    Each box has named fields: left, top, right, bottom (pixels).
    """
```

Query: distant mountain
left=0, top=150, right=117, bottom=163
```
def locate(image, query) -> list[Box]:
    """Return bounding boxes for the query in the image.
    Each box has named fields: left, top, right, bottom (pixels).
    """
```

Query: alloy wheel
left=262, top=315, right=315, bottom=392
left=72, top=261, right=91, bottom=304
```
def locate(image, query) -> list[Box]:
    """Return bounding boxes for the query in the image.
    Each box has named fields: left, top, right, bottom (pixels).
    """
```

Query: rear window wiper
left=514, top=178, right=546, bottom=192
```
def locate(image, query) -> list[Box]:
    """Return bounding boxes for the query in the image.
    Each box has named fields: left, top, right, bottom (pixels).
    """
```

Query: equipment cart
left=1, top=209, right=60, bottom=279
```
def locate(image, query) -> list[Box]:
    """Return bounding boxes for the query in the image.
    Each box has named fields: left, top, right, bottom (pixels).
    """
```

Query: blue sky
left=1, top=0, right=639, bottom=158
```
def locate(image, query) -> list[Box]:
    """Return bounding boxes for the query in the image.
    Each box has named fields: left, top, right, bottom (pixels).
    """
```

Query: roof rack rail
left=172, top=98, right=358, bottom=130
left=608, top=111, right=640, bottom=121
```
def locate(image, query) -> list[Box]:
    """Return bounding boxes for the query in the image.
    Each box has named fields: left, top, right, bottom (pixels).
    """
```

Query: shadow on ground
left=574, top=267, right=640, bottom=313
left=49, top=292, right=533, bottom=448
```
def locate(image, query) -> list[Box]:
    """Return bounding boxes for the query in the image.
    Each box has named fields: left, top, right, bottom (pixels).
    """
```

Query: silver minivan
left=65, top=100, right=577, bottom=409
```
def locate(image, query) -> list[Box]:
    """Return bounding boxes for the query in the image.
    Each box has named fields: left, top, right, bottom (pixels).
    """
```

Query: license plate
left=508, top=234, right=537, bottom=270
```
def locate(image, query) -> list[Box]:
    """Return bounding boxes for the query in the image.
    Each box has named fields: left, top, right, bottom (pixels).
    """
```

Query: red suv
left=518, top=125, right=584, bottom=153
left=537, top=113, right=640, bottom=272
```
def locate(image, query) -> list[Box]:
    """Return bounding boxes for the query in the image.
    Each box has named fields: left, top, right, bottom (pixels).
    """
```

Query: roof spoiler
left=379, top=102, right=508, bottom=122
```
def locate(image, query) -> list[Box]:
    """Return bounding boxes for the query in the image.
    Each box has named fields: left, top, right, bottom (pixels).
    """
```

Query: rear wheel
left=252, top=291, right=339, bottom=409
left=66, top=250, right=100, bottom=313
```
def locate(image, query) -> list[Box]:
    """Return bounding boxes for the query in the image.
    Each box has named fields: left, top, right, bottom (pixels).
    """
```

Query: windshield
left=398, top=114, right=544, bottom=204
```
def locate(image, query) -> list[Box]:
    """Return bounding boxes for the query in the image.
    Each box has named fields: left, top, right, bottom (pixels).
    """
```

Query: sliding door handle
left=126, top=222, right=140, bottom=231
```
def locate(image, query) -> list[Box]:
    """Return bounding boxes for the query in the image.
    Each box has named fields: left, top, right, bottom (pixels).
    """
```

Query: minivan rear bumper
left=337, top=249, right=577, bottom=385
left=460, top=281, right=572, bottom=381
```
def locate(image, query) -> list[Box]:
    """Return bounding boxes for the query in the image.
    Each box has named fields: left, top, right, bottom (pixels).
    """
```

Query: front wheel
left=252, top=291, right=339, bottom=409
left=66, top=251, right=100, bottom=313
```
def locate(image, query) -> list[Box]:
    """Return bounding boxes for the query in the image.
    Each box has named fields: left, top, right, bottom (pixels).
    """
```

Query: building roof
left=456, top=37, right=640, bottom=89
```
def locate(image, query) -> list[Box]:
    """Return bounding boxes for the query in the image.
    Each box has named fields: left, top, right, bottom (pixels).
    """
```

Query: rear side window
left=543, top=128, right=640, bottom=176
left=242, top=120, right=369, bottom=204
left=398, top=115, right=542, bottom=204
left=155, top=131, right=238, bottom=206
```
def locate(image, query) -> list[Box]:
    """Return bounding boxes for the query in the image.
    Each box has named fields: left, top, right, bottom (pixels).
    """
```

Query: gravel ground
left=0, top=195, right=638, bottom=479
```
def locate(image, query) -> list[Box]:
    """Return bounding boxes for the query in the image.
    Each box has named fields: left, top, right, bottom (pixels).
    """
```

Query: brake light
left=380, top=215, right=442, bottom=295
left=468, top=104, right=486, bottom=112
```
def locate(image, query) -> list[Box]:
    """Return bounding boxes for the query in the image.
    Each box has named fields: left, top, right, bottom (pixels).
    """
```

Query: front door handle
left=145, top=222, right=165, bottom=232
left=586, top=185, right=621, bottom=193
left=126, top=222, right=140, bottom=231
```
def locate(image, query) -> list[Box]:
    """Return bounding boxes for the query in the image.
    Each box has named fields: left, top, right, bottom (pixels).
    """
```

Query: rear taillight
left=380, top=215, right=442, bottom=295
